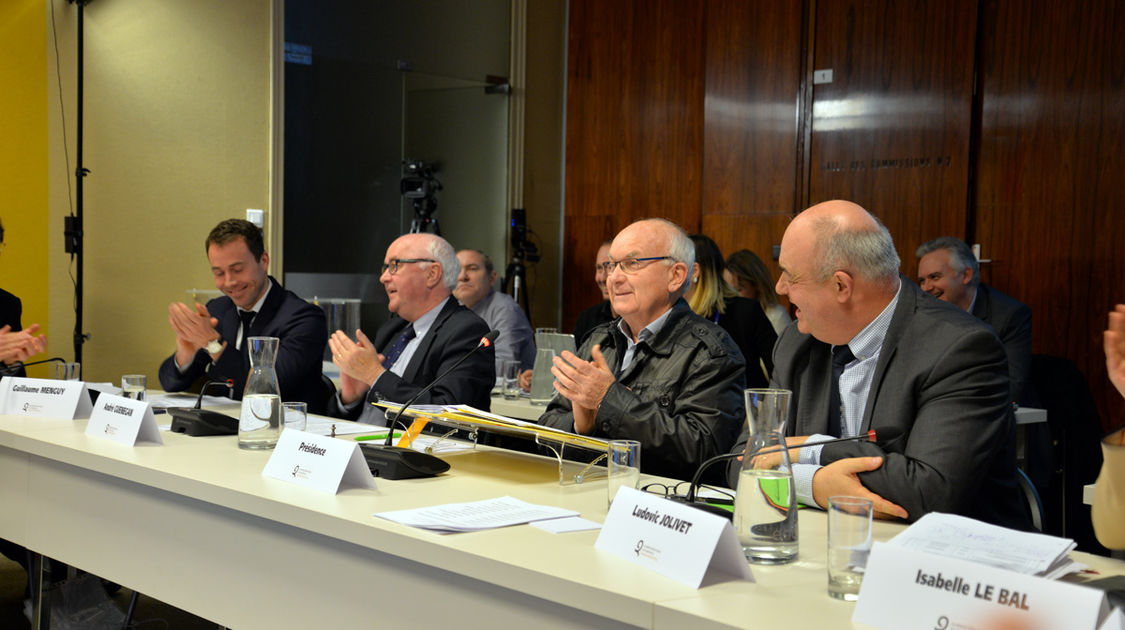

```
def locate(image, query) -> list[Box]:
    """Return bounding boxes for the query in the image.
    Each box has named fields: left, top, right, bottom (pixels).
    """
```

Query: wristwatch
left=205, top=338, right=223, bottom=355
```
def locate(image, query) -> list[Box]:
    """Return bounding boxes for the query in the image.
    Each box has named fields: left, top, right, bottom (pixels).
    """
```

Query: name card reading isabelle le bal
left=85, top=393, right=163, bottom=446
left=595, top=486, right=753, bottom=588
left=262, top=429, right=377, bottom=494
left=0, top=376, right=93, bottom=419
left=853, top=542, right=1107, bottom=630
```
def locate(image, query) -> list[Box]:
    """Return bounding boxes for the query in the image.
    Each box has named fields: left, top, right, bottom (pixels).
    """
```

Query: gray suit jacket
left=730, top=279, right=1029, bottom=529
left=972, top=283, right=1032, bottom=405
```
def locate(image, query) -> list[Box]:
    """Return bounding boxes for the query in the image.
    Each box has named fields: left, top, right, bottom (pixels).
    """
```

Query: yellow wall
left=0, top=0, right=50, bottom=377
left=47, top=0, right=273, bottom=384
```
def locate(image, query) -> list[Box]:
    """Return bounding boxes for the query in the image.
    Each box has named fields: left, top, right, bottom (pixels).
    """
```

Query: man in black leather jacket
left=540, top=219, right=746, bottom=484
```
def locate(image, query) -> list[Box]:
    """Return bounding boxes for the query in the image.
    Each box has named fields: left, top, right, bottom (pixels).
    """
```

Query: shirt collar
left=844, top=278, right=901, bottom=361
left=411, top=296, right=449, bottom=339
left=617, top=305, right=674, bottom=345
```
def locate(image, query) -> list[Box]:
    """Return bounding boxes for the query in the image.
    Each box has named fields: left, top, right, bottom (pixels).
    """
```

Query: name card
left=85, top=393, right=163, bottom=446
left=594, top=486, right=753, bottom=588
left=262, top=429, right=377, bottom=494
left=854, top=542, right=1107, bottom=630
left=0, top=377, right=93, bottom=419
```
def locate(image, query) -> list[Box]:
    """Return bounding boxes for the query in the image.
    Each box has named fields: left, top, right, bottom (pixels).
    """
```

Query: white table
left=0, top=413, right=1117, bottom=630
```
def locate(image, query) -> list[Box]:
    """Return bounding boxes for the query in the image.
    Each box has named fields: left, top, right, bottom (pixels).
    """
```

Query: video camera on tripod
left=401, top=159, right=443, bottom=234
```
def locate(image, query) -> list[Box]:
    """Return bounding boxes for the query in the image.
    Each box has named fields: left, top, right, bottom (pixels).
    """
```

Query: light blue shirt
left=468, top=290, right=536, bottom=371
left=792, top=279, right=901, bottom=506
left=617, top=307, right=674, bottom=373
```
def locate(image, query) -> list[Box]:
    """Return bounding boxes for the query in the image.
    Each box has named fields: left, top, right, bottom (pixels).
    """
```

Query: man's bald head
left=795, top=200, right=901, bottom=291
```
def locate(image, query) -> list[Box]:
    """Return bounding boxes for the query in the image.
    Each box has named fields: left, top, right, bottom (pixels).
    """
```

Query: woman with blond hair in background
left=686, top=234, right=777, bottom=388
left=724, top=248, right=791, bottom=334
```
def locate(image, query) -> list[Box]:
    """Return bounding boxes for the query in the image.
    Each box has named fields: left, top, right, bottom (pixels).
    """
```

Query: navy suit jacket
left=158, top=277, right=328, bottom=413
left=328, top=298, right=495, bottom=422
left=972, top=283, right=1033, bottom=405
left=730, top=279, right=1029, bottom=529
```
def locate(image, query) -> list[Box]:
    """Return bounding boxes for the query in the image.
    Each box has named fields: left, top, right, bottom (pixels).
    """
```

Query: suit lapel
left=861, top=279, right=915, bottom=431
left=248, top=277, right=283, bottom=337
left=798, top=341, right=832, bottom=435
left=401, top=299, right=455, bottom=383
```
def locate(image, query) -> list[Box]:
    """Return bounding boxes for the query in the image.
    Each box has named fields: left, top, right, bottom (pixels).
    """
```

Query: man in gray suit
left=733, top=201, right=1028, bottom=529
left=915, top=236, right=1033, bottom=404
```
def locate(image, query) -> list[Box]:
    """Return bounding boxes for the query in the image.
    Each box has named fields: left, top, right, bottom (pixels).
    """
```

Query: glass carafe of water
left=734, top=388, right=798, bottom=564
left=238, top=336, right=282, bottom=450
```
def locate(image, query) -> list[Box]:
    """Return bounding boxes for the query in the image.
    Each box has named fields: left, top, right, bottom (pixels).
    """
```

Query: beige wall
left=47, top=0, right=274, bottom=384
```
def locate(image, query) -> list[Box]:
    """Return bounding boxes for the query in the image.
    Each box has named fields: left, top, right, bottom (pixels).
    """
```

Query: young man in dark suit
left=158, top=219, right=328, bottom=412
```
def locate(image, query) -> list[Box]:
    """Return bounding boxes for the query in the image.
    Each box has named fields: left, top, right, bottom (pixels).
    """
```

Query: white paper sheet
left=373, top=496, right=578, bottom=533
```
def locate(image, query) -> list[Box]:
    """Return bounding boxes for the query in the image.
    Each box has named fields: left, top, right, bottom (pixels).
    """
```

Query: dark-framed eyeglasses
left=381, top=258, right=436, bottom=275
left=599, top=256, right=675, bottom=275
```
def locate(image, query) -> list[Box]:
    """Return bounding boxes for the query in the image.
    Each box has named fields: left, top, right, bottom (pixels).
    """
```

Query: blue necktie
left=827, top=344, right=856, bottom=437
left=237, top=309, right=256, bottom=350
left=381, top=325, right=416, bottom=369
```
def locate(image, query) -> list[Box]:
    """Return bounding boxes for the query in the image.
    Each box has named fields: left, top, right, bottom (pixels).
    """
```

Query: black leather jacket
left=541, top=299, right=747, bottom=483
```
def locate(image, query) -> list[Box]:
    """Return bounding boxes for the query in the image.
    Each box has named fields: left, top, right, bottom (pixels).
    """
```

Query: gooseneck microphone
left=672, top=427, right=906, bottom=518
left=360, top=329, right=500, bottom=480
left=168, top=379, right=238, bottom=436
left=0, top=356, right=67, bottom=377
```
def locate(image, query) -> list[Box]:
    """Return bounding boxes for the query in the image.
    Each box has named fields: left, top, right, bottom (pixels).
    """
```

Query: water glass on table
left=121, top=374, right=146, bottom=401
left=282, top=402, right=307, bottom=432
left=54, top=362, right=80, bottom=381
left=501, top=360, right=522, bottom=400
left=607, top=439, right=641, bottom=507
left=827, top=495, right=873, bottom=600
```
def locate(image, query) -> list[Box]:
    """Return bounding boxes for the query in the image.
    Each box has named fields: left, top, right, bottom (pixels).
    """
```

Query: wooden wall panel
left=807, top=0, right=977, bottom=270
left=701, top=0, right=803, bottom=285
left=563, top=0, right=706, bottom=329
left=976, top=0, right=1125, bottom=428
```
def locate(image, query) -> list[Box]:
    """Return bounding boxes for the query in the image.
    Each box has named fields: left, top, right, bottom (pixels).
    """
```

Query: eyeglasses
left=599, top=256, right=675, bottom=275
left=381, top=258, right=436, bottom=275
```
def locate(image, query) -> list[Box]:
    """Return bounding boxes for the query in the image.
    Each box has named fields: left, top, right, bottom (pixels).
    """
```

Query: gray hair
left=423, top=234, right=461, bottom=291
left=915, top=237, right=979, bottom=287
left=633, top=218, right=695, bottom=295
left=811, top=214, right=900, bottom=287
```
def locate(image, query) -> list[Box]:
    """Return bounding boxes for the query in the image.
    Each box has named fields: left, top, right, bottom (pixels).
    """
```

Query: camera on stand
left=401, top=159, right=443, bottom=234
left=505, top=208, right=539, bottom=315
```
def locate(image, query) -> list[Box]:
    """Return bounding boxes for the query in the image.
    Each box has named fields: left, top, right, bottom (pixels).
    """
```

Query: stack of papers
left=888, top=512, right=1082, bottom=579
left=374, top=496, right=579, bottom=534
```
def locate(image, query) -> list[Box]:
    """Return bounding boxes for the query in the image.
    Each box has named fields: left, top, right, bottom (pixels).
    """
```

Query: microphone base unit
left=168, top=408, right=239, bottom=436
left=359, top=444, right=449, bottom=479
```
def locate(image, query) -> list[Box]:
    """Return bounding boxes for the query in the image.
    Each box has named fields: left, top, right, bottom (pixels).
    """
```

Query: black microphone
left=360, top=329, right=500, bottom=480
left=672, top=427, right=906, bottom=518
left=0, top=356, right=66, bottom=377
left=169, top=379, right=238, bottom=436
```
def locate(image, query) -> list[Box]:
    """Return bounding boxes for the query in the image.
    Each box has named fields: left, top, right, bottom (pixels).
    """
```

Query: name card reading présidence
left=85, top=393, right=163, bottom=446
left=0, top=376, right=93, bottom=419
left=595, top=486, right=753, bottom=588
left=262, top=429, right=376, bottom=494
left=853, top=542, right=1107, bottom=630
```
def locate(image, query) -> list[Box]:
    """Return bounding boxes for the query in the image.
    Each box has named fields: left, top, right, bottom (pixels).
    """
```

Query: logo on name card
left=634, top=539, right=661, bottom=561
left=104, top=424, right=118, bottom=436
left=291, top=465, right=311, bottom=480
left=22, top=402, right=43, bottom=414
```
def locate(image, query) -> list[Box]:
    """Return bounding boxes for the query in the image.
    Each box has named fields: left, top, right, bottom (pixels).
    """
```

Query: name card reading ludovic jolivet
left=262, top=429, right=377, bottom=494
left=595, top=486, right=753, bottom=588
left=0, top=377, right=93, bottom=419
left=85, top=393, right=163, bottom=446
left=853, top=542, right=1107, bottom=630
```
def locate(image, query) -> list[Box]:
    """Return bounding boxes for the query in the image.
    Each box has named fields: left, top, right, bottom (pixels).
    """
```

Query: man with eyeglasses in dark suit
left=327, top=233, right=494, bottom=423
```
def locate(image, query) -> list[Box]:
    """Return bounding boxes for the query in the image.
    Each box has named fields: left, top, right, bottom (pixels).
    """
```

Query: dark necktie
left=827, top=344, right=856, bottom=437
left=237, top=309, right=256, bottom=350
left=381, top=325, right=416, bottom=369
